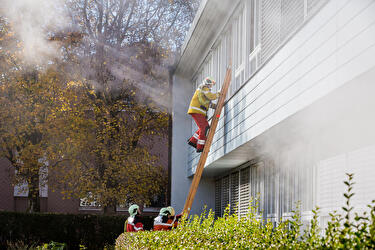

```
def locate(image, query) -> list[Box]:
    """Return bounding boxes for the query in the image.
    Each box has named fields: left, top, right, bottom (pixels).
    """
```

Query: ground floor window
left=215, top=154, right=314, bottom=222
left=215, top=160, right=266, bottom=218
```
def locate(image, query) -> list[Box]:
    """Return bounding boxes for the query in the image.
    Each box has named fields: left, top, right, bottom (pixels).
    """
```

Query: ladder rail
left=182, top=65, right=232, bottom=215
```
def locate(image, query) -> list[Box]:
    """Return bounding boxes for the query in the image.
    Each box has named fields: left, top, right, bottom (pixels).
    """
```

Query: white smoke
left=0, top=0, right=68, bottom=64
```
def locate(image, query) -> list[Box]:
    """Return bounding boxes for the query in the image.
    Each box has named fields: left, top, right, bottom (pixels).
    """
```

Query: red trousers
left=189, top=113, right=209, bottom=150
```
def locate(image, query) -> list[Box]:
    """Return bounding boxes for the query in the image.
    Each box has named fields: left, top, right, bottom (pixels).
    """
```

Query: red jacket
left=126, top=216, right=144, bottom=232
left=153, top=214, right=182, bottom=231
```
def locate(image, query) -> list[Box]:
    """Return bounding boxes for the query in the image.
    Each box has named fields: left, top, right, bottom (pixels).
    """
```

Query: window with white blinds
left=239, top=167, right=250, bottom=217
left=215, top=161, right=265, bottom=218
left=230, top=172, right=240, bottom=214
left=260, top=0, right=328, bottom=64
left=260, top=0, right=281, bottom=64
left=215, top=157, right=314, bottom=220
left=221, top=175, right=230, bottom=214
left=215, top=179, right=222, bottom=217
left=281, top=0, right=304, bottom=42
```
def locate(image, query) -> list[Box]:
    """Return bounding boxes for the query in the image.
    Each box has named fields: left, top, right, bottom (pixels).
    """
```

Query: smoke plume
left=0, top=0, right=68, bottom=64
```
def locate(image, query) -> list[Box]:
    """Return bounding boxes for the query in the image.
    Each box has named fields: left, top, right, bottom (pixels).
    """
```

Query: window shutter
left=239, top=167, right=250, bottom=217
left=307, top=0, right=328, bottom=16
left=230, top=172, right=239, bottom=214
left=221, top=175, right=230, bottom=214
left=281, top=0, right=304, bottom=41
left=260, top=0, right=282, bottom=64
left=215, top=179, right=222, bottom=217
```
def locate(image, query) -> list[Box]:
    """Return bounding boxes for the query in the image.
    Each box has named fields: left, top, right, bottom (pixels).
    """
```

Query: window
left=230, top=172, right=239, bottom=214
left=215, top=157, right=315, bottom=222
left=116, top=201, right=132, bottom=212
left=14, top=163, right=48, bottom=198
left=239, top=167, right=250, bottom=217
left=224, top=27, right=232, bottom=99
left=247, top=0, right=261, bottom=79
left=260, top=0, right=325, bottom=64
left=232, top=6, right=246, bottom=94
left=281, top=0, right=304, bottom=42
left=79, top=192, right=101, bottom=210
left=265, top=163, right=277, bottom=220
left=215, top=161, right=265, bottom=218
left=221, top=175, right=230, bottom=214
left=307, top=0, right=329, bottom=17
left=14, top=180, right=28, bottom=197
left=191, top=0, right=329, bottom=103
left=215, top=179, right=222, bottom=217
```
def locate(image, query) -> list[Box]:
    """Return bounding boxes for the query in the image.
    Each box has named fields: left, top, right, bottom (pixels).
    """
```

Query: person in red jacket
left=125, top=204, right=144, bottom=232
left=153, top=206, right=182, bottom=231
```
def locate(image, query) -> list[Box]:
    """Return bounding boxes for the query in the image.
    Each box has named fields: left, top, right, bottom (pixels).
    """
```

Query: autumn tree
left=0, top=16, right=69, bottom=212
left=0, top=0, right=200, bottom=213
left=0, top=58, right=69, bottom=212
left=47, top=81, right=168, bottom=212
left=49, top=0, right=200, bottom=210
left=0, top=16, right=168, bottom=212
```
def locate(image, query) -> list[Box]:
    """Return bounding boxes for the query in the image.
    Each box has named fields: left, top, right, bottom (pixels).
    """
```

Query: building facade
left=172, top=0, right=375, bottom=226
left=0, top=134, right=169, bottom=215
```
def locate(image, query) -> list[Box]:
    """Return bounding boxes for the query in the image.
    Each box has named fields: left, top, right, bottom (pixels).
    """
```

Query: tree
left=0, top=0, right=201, bottom=213
left=48, top=81, right=169, bottom=212
left=47, top=0, right=200, bottom=211
left=65, top=0, right=200, bottom=107
left=0, top=66, right=67, bottom=212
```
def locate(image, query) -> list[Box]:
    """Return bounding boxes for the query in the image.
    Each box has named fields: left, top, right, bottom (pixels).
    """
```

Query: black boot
left=196, top=147, right=204, bottom=153
left=187, top=139, right=197, bottom=148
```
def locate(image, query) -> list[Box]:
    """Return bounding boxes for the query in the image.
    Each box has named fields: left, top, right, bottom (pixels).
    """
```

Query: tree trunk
left=103, top=200, right=116, bottom=215
left=28, top=186, right=40, bottom=212
left=27, top=172, right=41, bottom=212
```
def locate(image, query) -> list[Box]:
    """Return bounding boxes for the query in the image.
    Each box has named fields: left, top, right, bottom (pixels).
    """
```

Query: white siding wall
left=188, top=0, right=375, bottom=176
left=317, top=145, right=375, bottom=226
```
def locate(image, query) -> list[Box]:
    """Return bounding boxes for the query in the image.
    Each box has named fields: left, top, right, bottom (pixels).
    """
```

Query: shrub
left=36, top=241, right=67, bottom=250
left=0, top=212, right=154, bottom=249
left=116, top=173, right=375, bottom=249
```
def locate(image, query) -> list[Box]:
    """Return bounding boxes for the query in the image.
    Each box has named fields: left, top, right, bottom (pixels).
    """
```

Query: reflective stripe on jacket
left=188, top=85, right=219, bottom=115
left=126, top=216, right=144, bottom=232
left=153, top=215, right=177, bottom=231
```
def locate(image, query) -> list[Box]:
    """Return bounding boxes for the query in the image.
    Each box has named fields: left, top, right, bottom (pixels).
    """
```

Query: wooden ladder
left=183, top=65, right=232, bottom=215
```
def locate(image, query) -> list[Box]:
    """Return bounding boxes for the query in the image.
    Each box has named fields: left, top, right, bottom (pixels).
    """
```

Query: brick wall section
left=13, top=197, right=28, bottom=212
left=140, top=134, right=169, bottom=171
left=0, top=132, right=169, bottom=214
left=48, top=190, right=79, bottom=214
left=0, top=158, right=13, bottom=211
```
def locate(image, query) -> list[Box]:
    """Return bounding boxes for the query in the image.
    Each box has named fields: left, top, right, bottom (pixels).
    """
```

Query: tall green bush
left=116, top=173, right=375, bottom=249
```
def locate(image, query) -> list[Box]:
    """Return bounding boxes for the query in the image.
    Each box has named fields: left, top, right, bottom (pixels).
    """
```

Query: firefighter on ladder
left=187, top=77, right=220, bottom=153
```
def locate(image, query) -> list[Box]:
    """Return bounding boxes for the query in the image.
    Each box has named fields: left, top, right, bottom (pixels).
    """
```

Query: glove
left=210, top=103, right=217, bottom=109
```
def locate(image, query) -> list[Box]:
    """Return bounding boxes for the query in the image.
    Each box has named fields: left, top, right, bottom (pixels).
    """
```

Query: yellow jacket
left=188, top=85, right=219, bottom=115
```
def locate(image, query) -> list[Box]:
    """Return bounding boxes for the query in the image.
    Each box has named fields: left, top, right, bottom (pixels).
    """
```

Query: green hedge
left=0, top=211, right=154, bottom=249
left=116, top=174, right=375, bottom=249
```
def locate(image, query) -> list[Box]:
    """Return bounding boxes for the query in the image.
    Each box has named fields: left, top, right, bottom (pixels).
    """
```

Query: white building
left=171, top=0, right=375, bottom=225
